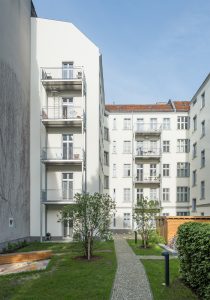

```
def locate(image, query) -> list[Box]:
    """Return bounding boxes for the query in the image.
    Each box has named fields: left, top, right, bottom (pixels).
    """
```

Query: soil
left=73, top=255, right=102, bottom=261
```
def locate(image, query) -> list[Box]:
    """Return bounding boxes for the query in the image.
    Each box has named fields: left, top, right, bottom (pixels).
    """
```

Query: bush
left=148, top=230, right=165, bottom=245
left=176, top=222, right=210, bottom=299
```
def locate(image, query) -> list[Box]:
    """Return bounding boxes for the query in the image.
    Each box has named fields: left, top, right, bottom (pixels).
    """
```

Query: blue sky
left=33, top=0, right=210, bottom=104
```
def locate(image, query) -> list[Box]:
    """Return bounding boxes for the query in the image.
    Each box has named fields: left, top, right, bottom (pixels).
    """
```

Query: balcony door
left=62, top=173, right=73, bottom=200
left=62, top=62, right=73, bottom=79
left=136, top=118, right=144, bottom=131
left=62, top=98, right=74, bottom=119
left=63, top=134, right=73, bottom=160
left=136, top=164, right=143, bottom=181
left=63, top=219, right=73, bottom=238
left=136, top=141, right=144, bottom=155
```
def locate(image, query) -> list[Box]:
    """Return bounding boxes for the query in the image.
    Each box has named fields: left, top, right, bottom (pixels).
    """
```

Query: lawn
left=127, top=239, right=163, bottom=255
left=142, top=259, right=198, bottom=300
left=0, top=241, right=116, bottom=300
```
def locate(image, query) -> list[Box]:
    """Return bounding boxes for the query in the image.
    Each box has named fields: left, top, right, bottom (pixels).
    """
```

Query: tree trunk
left=87, top=236, right=91, bottom=260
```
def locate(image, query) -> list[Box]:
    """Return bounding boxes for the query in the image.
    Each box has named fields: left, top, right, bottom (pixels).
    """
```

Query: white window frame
left=123, top=118, right=131, bottom=130
left=123, top=164, right=131, bottom=177
left=163, top=188, right=170, bottom=202
left=163, top=164, right=170, bottom=177
left=163, top=140, right=170, bottom=153
left=123, top=141, right=131, bottom=153
left=124, top=188, right=131, bottom=203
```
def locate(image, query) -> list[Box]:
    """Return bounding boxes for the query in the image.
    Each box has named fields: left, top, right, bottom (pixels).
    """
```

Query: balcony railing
left=135, top=123, right=162, bottom=134
left=41, top=67, right=84, bottom=81
left=42, top=147, right=83, bottom=161
left=42, top=106, right=83, bottom=120
left=135, top=148, right=161, bottom=157
left=135, top=175, right=160, bottom=184
left=42, top=189, right=82, bottom=203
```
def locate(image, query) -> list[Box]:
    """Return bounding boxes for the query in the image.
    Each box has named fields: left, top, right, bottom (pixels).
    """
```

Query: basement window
left=9, top=218, right=14, bottom=228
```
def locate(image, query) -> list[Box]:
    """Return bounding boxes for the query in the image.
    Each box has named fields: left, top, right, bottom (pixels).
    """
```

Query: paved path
left=111, top=238, right=153, bottom=300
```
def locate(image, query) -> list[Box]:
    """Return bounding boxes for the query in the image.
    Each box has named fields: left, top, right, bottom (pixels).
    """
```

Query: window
left=104, top=127, right=109, bottom=141
left=201, top=120, right=205, bottom=137
left=201, top=181, right=205, bottom=199
left=136, top=140, right=144, bottom=155
left=124, top=188, right=131, bottom=202
left=150, top=188, right=157, bottom=200
left=177, top=163, right=190, bottom=177
left=104, top=151, right=109, bottom=166
left=104, top=176, right=109, bottom=189
left=192, top=170, right=197, bottom=186
left=201, top=212, right=205, bottom=216
left=123, top=213, right=131, bottom=228
left=201, top=92, right=205, bottom=108
left=123, top=118, right=131, bottom=130
left=124, top=164, right=131, bottom=177
left=150, top=140, right=157, bottom=152
left=163, top=188, right=170, bottom=202
left=177, top=187, right=189, bottom=202
left=62, top=62, right=73, bottom=79
left=192, top=198, right=196, bottom=212
left=137, top=188, right=144, bottom=202
left=62, top=173, right=73, bottom=200
left=193, top=143, right=197, bottom=158
left=177, top=212, right=189, bottom=216
left=150, top=118, right=157, bottom=130
left=136, top=118, right=144, bottom=131
left=163, top=118, right=170, bottom=130
left=177, top=139, right=189, bottom=153
left=150, top=164, right=157, bottom=177
left=193, top=115, right=197, bottom=131
left=201, top=150, right=205, bottom=168
left=113, top=141, right=116, bottom=153
left=113, top=164, right=116, bottom=177
left=163, top=164, right=170, bottom=177
left=113, top=118, right=117, bottom=130
left=163, top=213, right=169, bottom=216
left=123, top=141, right=131, bottom=153
left=192, top=98, right=197, bottom=106
left=163, top=141, right=170, bottom=153
left=177, top=116, right=189, bottom=129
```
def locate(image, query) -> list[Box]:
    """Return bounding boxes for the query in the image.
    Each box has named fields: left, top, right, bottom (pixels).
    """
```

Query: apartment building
left=190, top=74, right=210, bottom=216
left=30, top=18, right=106, bottom=240
left=106, top=101, right=191, bottom=231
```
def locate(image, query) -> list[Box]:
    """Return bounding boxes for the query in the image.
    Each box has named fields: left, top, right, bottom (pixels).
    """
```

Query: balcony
left=135, top=123, right=161, bottom=137
left=41, top=147, right=84, bottom=165
left=41, top=67, right=84, bottom=93
left=135, top=148, right=161, bottom=161
left=42, top=106, right=83, bottom=128
left=134, top=175, right=160, bottom=186
left=42, top=189, right=82, bottom=204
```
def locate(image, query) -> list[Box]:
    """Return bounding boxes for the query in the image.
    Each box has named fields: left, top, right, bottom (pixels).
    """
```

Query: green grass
left=127, top=239, right=163, bottom=255
left=142, top=259, right=198, bottom=300
left=0, top=241, right=116, bottom=300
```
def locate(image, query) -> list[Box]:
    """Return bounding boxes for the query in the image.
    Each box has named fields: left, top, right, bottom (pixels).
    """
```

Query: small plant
left=148, top=230, right=165, bottom=245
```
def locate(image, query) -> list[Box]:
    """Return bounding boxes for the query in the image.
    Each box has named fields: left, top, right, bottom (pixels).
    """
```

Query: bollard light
left=162, top=251, right=170, bottom=287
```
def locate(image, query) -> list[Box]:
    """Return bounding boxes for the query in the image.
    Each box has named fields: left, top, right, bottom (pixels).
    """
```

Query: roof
left=105, top=100, right=190, bottom=113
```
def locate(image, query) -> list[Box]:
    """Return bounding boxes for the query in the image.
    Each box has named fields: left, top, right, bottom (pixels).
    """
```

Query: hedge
left=176, top=222, right=210, bottom=299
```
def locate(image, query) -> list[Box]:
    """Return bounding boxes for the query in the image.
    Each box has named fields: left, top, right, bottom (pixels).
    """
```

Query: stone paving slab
left=111, top=238, right=153, bottom=300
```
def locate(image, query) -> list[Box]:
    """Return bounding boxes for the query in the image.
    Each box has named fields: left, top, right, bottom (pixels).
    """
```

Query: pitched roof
left=105, top=101, right=190, bottom=112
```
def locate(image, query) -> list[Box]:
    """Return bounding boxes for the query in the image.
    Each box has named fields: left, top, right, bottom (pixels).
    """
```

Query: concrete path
left=111, top=238, right=153, bottom=300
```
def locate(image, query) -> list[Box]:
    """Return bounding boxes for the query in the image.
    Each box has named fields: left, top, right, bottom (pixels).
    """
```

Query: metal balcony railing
left=42, top=189, right=82, bottom=203
left=41, top=67, right=84, bottom=81
left=135, top=123, right=162, bottom=133
left=42, top=106, right=83, bottom=120
left=135, top=175, right=160, bottom=183
left=135, top=148, right=161, bottom=157
left=42, top=147, right=83, bottom=161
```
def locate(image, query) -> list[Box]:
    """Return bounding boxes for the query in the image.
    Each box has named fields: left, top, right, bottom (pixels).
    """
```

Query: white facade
left=107, top=102, right=191, bottom=231
left=190, top=74, right=210, bottom=216
left=30, top=18, right=106, bottom=239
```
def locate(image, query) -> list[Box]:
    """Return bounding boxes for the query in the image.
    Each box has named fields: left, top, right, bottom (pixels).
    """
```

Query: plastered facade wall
left=0, top=0, right=31, bottom=245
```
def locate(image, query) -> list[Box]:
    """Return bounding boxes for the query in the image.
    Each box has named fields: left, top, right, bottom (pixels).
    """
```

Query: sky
left=33, top=0, right=210, bottom=104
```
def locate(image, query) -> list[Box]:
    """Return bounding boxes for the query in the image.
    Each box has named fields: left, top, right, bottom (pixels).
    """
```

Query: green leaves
left=176, top=222, right=210, bottom=299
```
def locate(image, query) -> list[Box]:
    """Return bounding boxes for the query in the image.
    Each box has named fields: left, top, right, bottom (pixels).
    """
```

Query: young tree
left=133, top=197, right=161, bottom=248
left=59, top=193, right=115, bottom=260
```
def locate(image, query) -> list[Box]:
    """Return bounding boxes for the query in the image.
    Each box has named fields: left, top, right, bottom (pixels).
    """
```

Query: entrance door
left=63, top=134, right=73, bottom=159
left=136, top=164, right=143, bottom=181
left=62, top=173, right=73, bottom=200
left=62, top=98, right=74, bottom=119
left=62, top=62, right=73, bottom=79
left=63, top=219, right=73, bottom=238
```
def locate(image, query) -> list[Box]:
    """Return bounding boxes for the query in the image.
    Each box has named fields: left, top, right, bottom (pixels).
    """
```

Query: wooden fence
left=156, top=216, right=210, bottom=244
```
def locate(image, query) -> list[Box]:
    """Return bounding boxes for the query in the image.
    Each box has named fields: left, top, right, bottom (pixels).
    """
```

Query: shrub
left=148, top=230, right=165, bottom=245
left=176, top=222, right=210, bottom=299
